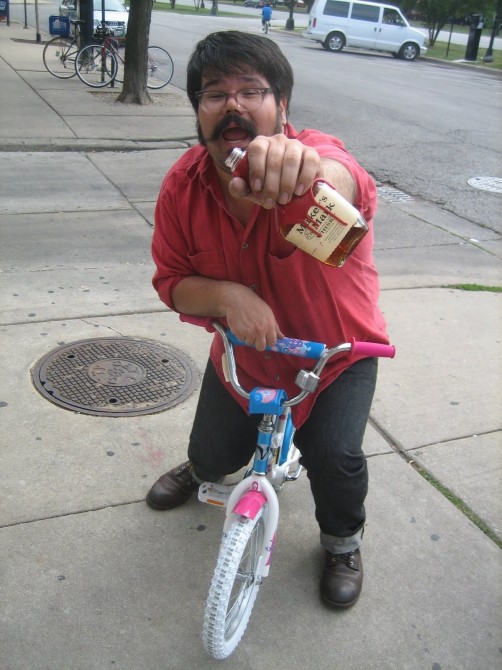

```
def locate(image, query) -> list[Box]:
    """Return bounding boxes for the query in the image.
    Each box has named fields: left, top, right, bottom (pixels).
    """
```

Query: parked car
left=243, top=0, right=263, bottom=6
left=59, top=0, right=129, bottom=38
left=303, top=0, right=427, bottom=60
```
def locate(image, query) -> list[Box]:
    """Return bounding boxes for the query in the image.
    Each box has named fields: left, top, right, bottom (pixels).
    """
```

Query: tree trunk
left=116, top=0, right=154, bottom=105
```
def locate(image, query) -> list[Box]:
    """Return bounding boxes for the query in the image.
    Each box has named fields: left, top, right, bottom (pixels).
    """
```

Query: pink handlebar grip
left=351, top=338, right=396, bottom=359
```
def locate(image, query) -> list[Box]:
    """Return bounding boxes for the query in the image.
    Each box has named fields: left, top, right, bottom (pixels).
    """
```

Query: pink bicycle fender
left=232, top=490, right=267, bottom=519
left=351, top=338, right=396, bottom=359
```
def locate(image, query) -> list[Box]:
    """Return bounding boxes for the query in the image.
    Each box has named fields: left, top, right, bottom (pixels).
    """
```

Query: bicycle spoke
left=43, top=37, right=78, bottom=79
left=203, top=510, right=266, bottom=659
left=146, top=46, right=174, bottom=89
left=76, top=45, right=118, bottom=88
left=111, top=44, right=125, bottom=84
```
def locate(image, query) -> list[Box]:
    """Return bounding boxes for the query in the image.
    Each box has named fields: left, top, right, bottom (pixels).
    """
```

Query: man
left=261, top=2, right=272, bottom=31
left=147, top=31, right=388, bottom=610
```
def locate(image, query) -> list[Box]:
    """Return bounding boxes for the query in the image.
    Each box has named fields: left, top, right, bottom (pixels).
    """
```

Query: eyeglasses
left=195, top=87, right=273, bottom=114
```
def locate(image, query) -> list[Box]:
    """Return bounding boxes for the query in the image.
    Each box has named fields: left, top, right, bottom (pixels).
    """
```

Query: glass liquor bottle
left=225, top=147, right=368, bottom=267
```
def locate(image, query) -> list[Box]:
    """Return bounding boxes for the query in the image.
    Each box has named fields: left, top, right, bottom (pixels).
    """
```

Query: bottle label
left=284, top=183, right=363, bottom=263
left=226, top=153, right=368, bottom=266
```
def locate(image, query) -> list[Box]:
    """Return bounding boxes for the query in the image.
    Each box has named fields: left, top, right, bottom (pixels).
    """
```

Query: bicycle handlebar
left=349, top=338, right=396, bottom=360
left=179, top=314, right=395, bottom=404
left=179, top=314, right=327, bottom=359
left=226, top=330, right=327, bottom=359
left=179, top=315, right=395, bottom=360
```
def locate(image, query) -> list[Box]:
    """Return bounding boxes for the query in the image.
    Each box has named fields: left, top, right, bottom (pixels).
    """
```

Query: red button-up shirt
left=152, top=125, right=388, bottom=427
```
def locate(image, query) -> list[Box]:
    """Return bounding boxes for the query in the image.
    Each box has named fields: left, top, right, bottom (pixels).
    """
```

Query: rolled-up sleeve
left=152, top=172, right=193, bottom=310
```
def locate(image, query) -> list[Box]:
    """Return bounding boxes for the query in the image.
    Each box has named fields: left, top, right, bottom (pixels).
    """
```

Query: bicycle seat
left=71, top=19, right=86, bottom=25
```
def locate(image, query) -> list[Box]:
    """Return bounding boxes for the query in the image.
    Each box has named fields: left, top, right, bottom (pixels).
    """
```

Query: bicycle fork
left=220, top=409, right=285, bottom=578
left=224, top=476, right=279, bottom=579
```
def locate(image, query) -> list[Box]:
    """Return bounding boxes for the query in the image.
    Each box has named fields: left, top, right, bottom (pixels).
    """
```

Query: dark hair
left=186, top=31, right=294, bottom=115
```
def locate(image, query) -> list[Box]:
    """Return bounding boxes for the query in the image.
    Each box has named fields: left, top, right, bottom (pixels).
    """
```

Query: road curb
left=0, top=138, right=198, bottom=152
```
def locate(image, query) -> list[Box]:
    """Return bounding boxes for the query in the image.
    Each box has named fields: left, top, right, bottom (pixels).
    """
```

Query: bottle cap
left=225, top=148, right=246, bottom=172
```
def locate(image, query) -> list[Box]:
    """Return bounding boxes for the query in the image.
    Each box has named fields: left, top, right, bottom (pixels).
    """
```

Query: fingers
left=249, top=324, right=285, bottom=352
left=224, top=288, right=283, bottom=352
left=228, top=135, right=321, bottom=209
left=232, top=317, right=281, bottom=352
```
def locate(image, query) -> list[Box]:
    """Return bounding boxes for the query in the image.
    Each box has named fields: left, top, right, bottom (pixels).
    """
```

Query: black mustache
left=210, top=114, right=257, bottom=142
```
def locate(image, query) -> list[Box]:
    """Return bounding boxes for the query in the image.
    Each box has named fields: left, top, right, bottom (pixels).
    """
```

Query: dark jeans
left=188, top=357, right=378, bottom=552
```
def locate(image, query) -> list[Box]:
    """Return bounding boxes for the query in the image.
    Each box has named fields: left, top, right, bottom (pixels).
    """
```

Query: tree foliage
left=116, top=0, right=154, bottom=105
left=400, top=0, right=496, bottom=46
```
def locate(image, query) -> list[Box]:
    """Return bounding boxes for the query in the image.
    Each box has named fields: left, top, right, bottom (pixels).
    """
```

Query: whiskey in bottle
left=225, top=147, right=368, bottom=267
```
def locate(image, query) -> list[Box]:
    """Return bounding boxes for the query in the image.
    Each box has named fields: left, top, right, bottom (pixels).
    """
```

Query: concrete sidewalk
left=0, top=20, right=501, bottom=670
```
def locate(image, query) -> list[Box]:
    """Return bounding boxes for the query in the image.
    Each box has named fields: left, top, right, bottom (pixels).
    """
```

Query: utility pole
left=34, top=0, right=41, bottom=42
left=483, top=0, right=501, bottom=62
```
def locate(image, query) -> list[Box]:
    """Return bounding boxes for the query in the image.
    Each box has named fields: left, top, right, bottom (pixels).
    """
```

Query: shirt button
left=242, top=243, right=249, bottom=249
left=249, top=284, right=256, bottom=290
left=275, top=375, right=280, bottom=381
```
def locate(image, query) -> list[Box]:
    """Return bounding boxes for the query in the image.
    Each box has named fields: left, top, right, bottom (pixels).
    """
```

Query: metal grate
left=31, top=337, right=199, bottom=417
left=467, top=177, right=502, bottom=194
left=377, top=186, right=414, bottom=202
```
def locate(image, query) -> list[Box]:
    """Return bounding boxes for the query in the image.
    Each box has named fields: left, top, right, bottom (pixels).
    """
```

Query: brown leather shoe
left=146, top=461, right=200, bottom=510
left=320, top=548, right=363, bottom=609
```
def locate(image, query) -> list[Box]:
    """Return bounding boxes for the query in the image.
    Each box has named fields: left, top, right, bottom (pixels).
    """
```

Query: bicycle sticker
left=270, top=337, right=310, bottom=356
left=254, top=389, right=279, bottom=403
left=270, top=337, right=326, bottom=359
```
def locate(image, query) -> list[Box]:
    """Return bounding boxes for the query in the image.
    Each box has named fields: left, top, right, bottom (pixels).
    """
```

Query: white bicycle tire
left=203, top=506, right=267, bottom=659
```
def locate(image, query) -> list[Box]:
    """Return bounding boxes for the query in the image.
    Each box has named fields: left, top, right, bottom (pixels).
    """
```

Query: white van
left=303, top=0, right=427, bottom=60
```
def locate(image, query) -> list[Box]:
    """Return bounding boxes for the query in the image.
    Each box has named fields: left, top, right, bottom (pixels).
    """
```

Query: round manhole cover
left=467, top=177, right=502, bottom=194
left=31, top=337, right=200, bottom=417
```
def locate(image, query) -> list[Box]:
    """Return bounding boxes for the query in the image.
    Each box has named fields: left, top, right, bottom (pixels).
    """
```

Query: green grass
left=152, top=1, right=249, bottom=17
left=446, top=284, right=502, bottom=292
left=426, top=39, right=502, bottom=70
left=419, top=468, right=502, bottom=548
left=151, top=0, right=304, bottom=18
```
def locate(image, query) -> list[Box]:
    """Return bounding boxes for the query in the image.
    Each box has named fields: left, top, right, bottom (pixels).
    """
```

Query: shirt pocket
left=263, top=249, right=327, bottom=316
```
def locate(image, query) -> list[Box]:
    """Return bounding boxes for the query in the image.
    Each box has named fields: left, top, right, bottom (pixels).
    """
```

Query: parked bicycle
left=76, top=27, right=174, bottom=89
left=43, top=18, right=85, bottom=79
left=75, top=27, right=119, bottom=88
left=179, top=315, right=395, bottom=659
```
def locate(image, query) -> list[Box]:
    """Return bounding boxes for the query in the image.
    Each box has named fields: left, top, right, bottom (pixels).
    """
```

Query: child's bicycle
left=180, top=315, right=395, bottom=659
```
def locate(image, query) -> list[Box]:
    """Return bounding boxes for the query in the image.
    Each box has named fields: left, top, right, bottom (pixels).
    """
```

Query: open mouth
left=221, top=127, right=250, bottom=143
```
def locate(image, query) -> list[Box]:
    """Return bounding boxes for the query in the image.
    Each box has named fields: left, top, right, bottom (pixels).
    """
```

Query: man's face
left=197, top=71, right=287, bottom=172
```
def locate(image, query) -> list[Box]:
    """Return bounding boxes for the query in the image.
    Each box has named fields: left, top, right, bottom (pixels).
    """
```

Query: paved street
left=0, top=19, right=501, bottom=670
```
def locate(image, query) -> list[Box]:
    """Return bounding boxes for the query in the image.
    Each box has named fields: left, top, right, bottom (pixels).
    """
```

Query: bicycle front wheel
left=146, top=46, right=174, bottom=89
left=75, top=44, right=118, bottom=88
left=43, top=36, right=78, bottom=78
left=203, top=506, right=267, bottom=659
